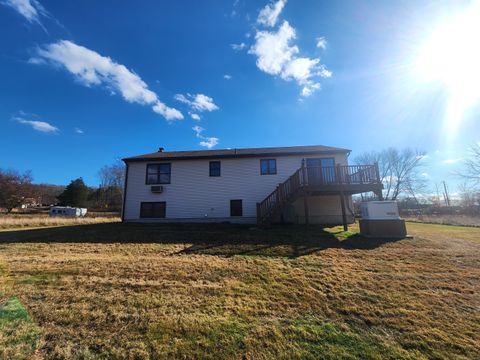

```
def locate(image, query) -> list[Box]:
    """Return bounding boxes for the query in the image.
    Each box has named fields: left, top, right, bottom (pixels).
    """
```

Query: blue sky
left=1, top=0, right=479, bottom=194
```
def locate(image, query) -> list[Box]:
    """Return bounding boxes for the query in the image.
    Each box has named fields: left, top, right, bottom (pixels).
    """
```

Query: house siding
left=123, top=153, right=348, bottom=223
left=290, top=196, right=354, bottom=224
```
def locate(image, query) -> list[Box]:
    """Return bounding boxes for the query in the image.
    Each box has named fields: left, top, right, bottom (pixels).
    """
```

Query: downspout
left=121, top=162, right=129, bottom=222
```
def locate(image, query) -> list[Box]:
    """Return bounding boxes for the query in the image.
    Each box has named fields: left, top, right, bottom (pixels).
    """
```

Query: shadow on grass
left=0, top=223, right=406, bottom=258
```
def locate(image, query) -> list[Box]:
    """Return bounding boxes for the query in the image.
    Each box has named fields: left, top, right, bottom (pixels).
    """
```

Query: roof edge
left=122, top=147, right=351, bottom=163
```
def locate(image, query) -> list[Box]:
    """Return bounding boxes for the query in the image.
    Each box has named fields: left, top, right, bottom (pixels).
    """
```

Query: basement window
left=140, top=202, right=166, bottom=218
left=230, top=199, right=243, bottom=217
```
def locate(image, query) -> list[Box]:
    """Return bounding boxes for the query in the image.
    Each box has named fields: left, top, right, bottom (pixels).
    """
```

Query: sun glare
left=417, top=1, right=480, bottom=135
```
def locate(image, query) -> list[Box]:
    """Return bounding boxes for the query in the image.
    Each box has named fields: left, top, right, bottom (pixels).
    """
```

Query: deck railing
left=256, top=164, right=380, bottom=225
left=304, top=164, right=379, bottom=187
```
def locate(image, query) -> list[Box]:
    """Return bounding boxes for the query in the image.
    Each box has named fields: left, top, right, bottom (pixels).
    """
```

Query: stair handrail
left=256, top=164, right=381, bottom=225
left=257, top=167, right=303, bottom=223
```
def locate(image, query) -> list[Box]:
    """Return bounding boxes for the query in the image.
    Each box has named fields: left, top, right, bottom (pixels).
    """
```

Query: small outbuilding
left=359, top=201, right=407, bottom=238
left=49, top=206, right=87, bottom=217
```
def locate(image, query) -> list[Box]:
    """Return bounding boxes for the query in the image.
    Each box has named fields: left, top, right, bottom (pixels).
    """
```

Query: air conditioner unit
left=151, top=185, right=164, bottom=193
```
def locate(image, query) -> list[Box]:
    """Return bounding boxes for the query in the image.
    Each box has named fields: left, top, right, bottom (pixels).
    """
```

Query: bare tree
left=355, top=148, right=427, bottom=200
left=0, top=169, right=34, bottom=213
left=98, top=162, right=125, bottom=188
left=458, top=182, right=479, bottom=207
left=95, top=162, right=125, bottom=211
left=32, top=184, right=65, bottom=205
left=458, top=143, right=480, bottom=187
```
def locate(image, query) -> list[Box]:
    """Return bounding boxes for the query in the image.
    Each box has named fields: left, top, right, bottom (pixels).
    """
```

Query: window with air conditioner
left=146, top=163, right=171, bottom=184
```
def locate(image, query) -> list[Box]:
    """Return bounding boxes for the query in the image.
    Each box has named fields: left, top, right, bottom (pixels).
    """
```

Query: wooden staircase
left=256, top=167, right=305, bottom=226
left=256, top=163, right=381, bottom=226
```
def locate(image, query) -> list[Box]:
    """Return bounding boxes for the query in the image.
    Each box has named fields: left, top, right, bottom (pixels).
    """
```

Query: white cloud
left=200, top=137, right=219, bottom=149
left=2, top=0, right=46, bottom=25
left=15, top=117, right=58, bottom=133
left=152, top=102, right=183, bottom=121
left=224, top=74, right=232, bottom=80
left=316, top=36, right=327, bottom=49
left=231, top=43, right=247, bottom=51
left=174, top=93, right=219, bottom=112
left=257, top=0, right=286, bottom=27
left=174, top=94, right=189, bottom=104
left=30, top=40, right=183, bottom=121
left=383, top=175, right=399, bottom=183
left=74, top=127, right=84, bottom=134
left=442, top=158, right=463, bottom=164
left=301, top=83, right=320, bottom=97
left=192, top=125, right=204, bottom=137
left=421, top=172, right=429, bottom=178
left=250, top=21, right=297, bottom=75
left=283, top=57, right=320, bottom=81
left=193, top=94, right=219, bottom=111
left=192, top=125, right=219, bottom=149
left=190, top=113, right=201, bottom=120
left=249, top=21, right=331, bottom=97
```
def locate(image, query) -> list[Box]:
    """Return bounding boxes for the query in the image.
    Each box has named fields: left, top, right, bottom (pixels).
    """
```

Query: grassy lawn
left=0, top=221, right=479, bottom=359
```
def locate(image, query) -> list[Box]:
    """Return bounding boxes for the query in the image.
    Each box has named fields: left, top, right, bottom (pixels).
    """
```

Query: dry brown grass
left=0, top=215, right=120, bottom=230
left=403, top=214, right=480, bottom=227
left=0, top=222, right=479, bottom=359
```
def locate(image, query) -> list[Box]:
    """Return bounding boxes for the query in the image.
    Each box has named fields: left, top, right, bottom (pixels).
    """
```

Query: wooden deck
left=257, top=164, right=383, bottom=227
left=304, top=164, right=383, bottom=195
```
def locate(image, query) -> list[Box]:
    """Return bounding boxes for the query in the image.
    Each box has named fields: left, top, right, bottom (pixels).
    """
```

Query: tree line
left=0, top=162, right=125, bottom=213
left=1, top=145, right=480, bottom=213
left=353, top=144, right=480, bottom=208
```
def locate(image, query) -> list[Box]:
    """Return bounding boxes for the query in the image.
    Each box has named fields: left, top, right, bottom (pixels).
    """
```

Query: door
left=306, top=158, right=336, bottom=184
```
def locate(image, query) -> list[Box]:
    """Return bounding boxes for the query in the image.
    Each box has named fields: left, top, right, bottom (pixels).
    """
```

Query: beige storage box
left=359, top=201, right=406, bottom=238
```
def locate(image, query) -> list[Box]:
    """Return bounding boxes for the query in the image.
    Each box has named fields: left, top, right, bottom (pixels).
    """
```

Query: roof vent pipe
left=158, top=147, right=164, bottom=152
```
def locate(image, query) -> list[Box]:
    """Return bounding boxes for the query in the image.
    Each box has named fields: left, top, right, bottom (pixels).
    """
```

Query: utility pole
left=443, top=181, right=450, bottom=207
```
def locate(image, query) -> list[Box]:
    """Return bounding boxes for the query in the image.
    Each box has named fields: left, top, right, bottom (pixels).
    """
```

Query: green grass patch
left=333, top=230, right=359, bottom=240
left=147, top=316, right=248, bottom=359
left=278, top=318, right=424, bottom=359
left=145, top=316, right=424, bottom=359
left=0, top=296, right=42, bottom=359
left=20, top=271, right=64, bottom=285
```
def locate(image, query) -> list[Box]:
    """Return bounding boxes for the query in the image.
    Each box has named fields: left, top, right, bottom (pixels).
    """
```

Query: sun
left=416, top=1, right=480, bottom=134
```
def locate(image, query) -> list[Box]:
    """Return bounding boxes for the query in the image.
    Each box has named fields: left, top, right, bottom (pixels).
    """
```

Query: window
left=146, top=163, right=171, bottom=184
left=260, top=159, right=277, bottom=175
left=230, top=200, right=243, bottom=217
left=140, top=202, right=166, bottom=218
left=306, top=158, right=335, bottom=168
left=209, top=161, right=221, bottom=177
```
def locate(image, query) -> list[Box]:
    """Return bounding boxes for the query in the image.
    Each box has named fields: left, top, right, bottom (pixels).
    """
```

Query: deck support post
left=340, top=191, right=348, bottom=232
left=256, top=202, right=261, bottom=226
left=303, top=190, right=310, bottom=227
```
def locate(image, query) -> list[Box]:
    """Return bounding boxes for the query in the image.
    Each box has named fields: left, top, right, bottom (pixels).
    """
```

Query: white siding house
left=121, top=145, right=376, bottom=225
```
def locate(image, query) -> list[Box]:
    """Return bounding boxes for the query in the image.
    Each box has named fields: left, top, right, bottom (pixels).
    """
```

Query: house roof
left=122, top=145, right=351, bottom=162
